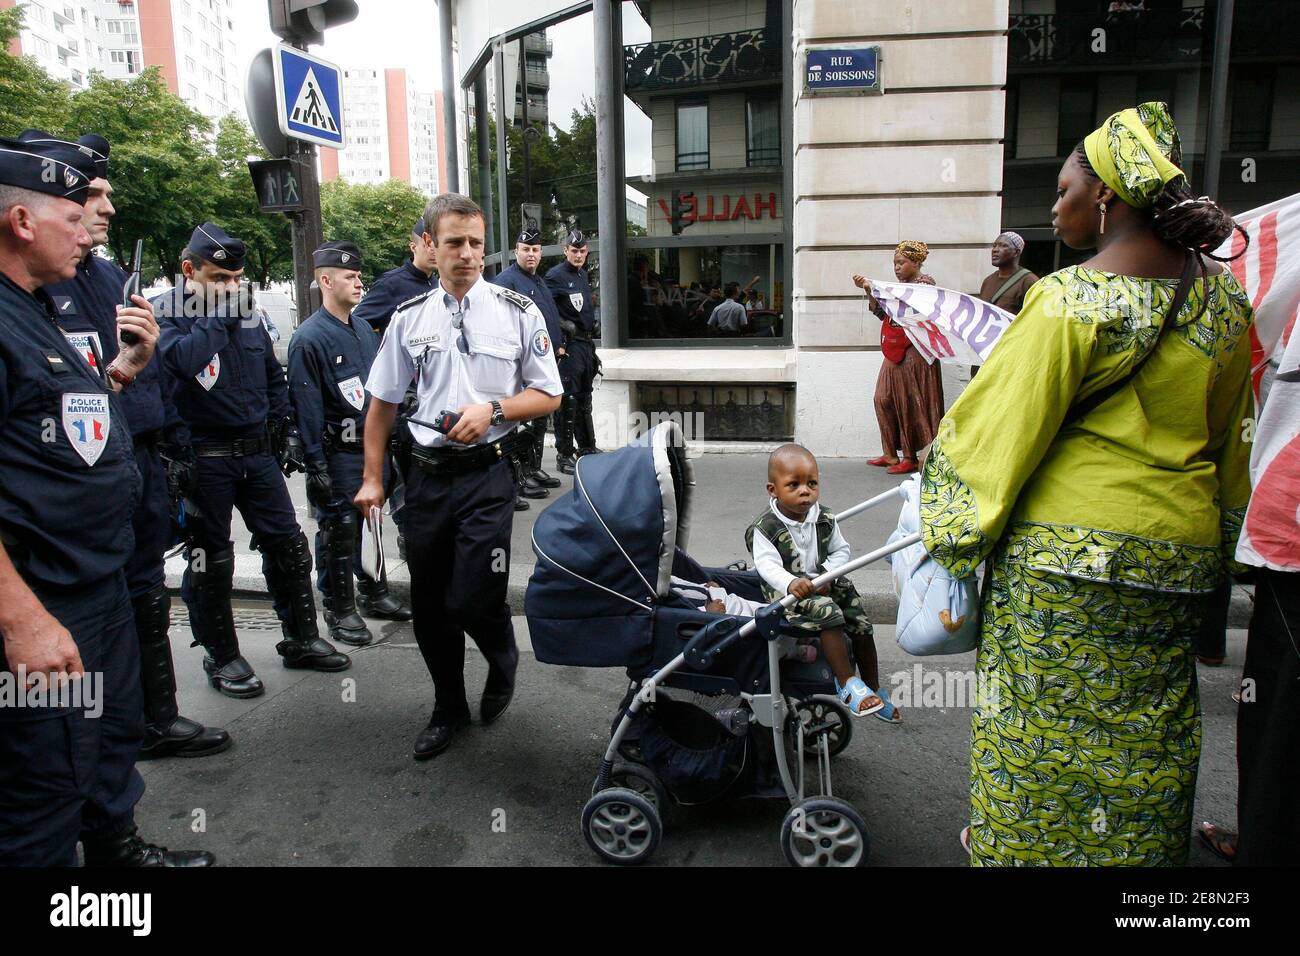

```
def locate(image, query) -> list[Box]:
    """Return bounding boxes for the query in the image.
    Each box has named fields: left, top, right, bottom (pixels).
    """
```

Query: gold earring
left=1099, top=201, right=1107, bottom=235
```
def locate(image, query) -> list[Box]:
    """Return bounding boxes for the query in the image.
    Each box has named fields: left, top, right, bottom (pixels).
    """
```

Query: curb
left=169, top=556, right=1257, bottom=628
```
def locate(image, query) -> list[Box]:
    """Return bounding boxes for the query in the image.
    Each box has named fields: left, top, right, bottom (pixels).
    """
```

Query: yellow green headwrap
left=1083, top=101, right=1186, bottom=209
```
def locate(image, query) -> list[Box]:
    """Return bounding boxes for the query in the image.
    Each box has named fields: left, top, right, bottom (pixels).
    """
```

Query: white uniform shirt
left=366, top=278, right=563, bottom=448
left=707, top=298, right=748, bottom=332
left=751, top=499, right=851, bottom=595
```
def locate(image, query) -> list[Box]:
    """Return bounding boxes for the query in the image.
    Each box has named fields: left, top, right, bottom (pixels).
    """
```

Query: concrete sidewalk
left=168, top=447, right=1254, bottom=626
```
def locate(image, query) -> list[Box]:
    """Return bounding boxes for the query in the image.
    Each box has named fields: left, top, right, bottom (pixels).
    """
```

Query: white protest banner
left=868, top=281, right=1015, bottom=365
left=1235, top=323, right=1300, bottom=571
left=1216, top=191, right=1300, bottom=394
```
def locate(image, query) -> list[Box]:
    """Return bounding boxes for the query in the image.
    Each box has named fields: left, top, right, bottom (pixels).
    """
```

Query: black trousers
left=1236, top=568, right=1300, bottom=865
left=0, top=573, right=144, bottom=865
left=403, top=458, right=519, bottom=724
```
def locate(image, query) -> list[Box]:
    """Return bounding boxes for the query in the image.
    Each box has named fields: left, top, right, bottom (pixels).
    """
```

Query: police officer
left=38, top=133, right=230, bottom=760
left=288, top=240, right=411, bottom=648
left=545, top=229, right=602, bottom=474
left=356, top=194, right=562, bottom=760
left=491, top=228, right=564, bottom=502
left=0, top=135, right=212, bottom=865
left=352, top=215, right=438, bottom=336
left=155, top=223, right=350, bottom=698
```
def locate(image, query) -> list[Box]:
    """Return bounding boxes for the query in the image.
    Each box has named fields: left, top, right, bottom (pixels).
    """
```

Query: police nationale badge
left=568, top=293, right=584, bottom=312
left=196, top=354, right=221, bottom=391
left=531, top=329, right=551, bottom=357
left=62, top=393, right=111, bottom=466
left=337, top=375, right=365, bottom=411
left=63, top=331, right=103, bottom=370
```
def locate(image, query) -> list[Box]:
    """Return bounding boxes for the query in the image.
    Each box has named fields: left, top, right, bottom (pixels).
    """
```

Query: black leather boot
left=576, top=394, right=603, bottom=457
left=357, top=574, right=412, bottom=621
left=321, top=511, right=372, bottom=646
left=517, top=463, right=550, bottom=499
left=135, top=585, right=232, bottom=759
left=263, top=531, right=351, bottom=672
left=82, top=825, right=214, bottom=867
left=191, top=546, right=264, bottom=698
left=527, top=419, right=560, bottom=487
left=555, top=397, right=577, bottom=474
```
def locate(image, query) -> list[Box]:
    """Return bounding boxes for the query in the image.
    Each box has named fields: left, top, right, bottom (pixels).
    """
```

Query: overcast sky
left=231, top=1, right=651, bottom=198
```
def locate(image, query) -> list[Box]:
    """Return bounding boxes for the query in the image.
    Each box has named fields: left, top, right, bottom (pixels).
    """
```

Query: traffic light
left=269, top=0, right=359, bottom=47
left=671, top=190, right=695, bottom=235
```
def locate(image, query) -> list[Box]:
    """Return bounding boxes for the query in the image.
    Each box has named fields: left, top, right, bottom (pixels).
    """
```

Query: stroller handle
left=688, top=531, right=923, bottom=668
left=834, top=481, right=909, bottom=523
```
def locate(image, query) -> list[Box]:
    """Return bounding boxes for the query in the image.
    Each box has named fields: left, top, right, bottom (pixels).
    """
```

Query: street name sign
left=804, top=46, right=883, bottom=95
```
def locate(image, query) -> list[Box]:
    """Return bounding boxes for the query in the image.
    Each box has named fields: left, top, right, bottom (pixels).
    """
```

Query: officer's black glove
left=160, top=443, right=199, bottom=500
left=277, top=421, right=307, bottom=476
left=305, top=460, right=333, bottom=511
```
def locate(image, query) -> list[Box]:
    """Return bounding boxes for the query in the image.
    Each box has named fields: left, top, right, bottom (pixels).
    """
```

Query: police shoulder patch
left=492, top=285, right=534, bottom=312
left=393, top=289, right=436, bottom=314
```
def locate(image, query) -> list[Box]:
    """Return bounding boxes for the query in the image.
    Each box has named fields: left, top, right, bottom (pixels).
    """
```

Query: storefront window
left=627, top=242, right=784, bottom=340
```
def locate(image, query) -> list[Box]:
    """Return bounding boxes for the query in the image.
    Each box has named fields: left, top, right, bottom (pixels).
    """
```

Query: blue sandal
left=835, top=676, right=884, bottom=719
left=874, top=683, right=902, bottom=724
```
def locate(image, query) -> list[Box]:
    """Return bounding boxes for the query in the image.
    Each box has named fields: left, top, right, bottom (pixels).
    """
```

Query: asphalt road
left=134, top=611, right=1245, bottom=867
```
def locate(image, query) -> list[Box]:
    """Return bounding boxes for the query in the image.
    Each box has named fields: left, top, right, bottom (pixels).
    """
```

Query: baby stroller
left=525, top=422, right=918, bottom=866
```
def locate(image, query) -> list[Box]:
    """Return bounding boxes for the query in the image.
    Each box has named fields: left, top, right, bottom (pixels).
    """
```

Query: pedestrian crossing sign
left=272, top=43, right=346, bottom=149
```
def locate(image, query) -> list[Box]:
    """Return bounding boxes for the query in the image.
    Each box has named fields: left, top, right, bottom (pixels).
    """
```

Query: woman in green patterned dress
left=919, top=102, right=1255, bottom=866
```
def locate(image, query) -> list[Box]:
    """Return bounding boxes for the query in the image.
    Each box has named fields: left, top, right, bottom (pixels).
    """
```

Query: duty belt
left=408, top=430, right=535, bottom=477
left=323, top=423, right=364, bottom=454
left=195, top=434, right=271, bottom=458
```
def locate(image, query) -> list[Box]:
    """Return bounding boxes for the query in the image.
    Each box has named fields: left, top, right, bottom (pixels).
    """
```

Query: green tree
left=62, top=69, right=220, bottom=280
left=0, top=7, right=70, bottom=134
left=212, top=116, right=294, bottom=287
left=320, top=178, right=428, bottom=285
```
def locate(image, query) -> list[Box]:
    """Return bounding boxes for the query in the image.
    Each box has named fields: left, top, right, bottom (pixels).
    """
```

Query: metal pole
left=520, top=35, right=532, bottom=204
left=286, top=36, right=323, bottom=320
left=1201, top=0, right=1235, bottom=197
left=474, top=70, right=496, bottom=266
left=438, top=0, right=460, bottom=192
left=593, top=0, right=626, bottom=348
left=493, top=42, right=511, bottom=269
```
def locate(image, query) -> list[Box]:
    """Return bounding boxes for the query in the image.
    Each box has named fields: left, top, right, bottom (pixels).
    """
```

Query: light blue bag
left=885, top=476, right=980, bottom=656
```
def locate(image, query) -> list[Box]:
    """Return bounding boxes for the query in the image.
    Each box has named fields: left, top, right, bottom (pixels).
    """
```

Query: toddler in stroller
left=747, top=444, right=898, bottom=722
left=525, top=422, right=918, bottom=866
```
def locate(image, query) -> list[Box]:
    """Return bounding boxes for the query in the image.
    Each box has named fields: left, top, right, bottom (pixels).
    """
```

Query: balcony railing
left=1009, top=5, right=1206, bottom=67
left=624, top=27, right=777, bottom=94
left=1010, top=2, right=1295, bottom=68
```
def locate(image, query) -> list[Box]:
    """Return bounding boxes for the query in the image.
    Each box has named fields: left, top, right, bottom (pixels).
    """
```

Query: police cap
left=0, top=132, right=94, bottom=204
left=565, top=228, right=588, bottom=248
left=411, top=216, right=427, bottom=239
left=517, top=227, right=542, bottom=246
left=313, top=240, right=363, bottom=269
left=75, top=134, right=111, bottom=181
left=188, top=222, right=246, bottom=271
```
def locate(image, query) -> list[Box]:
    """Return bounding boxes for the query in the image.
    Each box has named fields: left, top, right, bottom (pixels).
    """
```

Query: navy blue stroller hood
left=526, top=422, right=694, bottom=667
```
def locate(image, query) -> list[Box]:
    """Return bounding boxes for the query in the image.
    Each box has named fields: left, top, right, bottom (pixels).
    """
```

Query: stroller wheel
left=582, top=788, right=662, bottom=865
left=780, top=797, right=870, bottom=868
left=592, top=761, right=669, bottom=815
left=796, top=695, right=853, bottom=759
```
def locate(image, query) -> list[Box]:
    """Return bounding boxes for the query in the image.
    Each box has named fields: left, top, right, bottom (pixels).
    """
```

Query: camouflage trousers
left=759, top=576, right=873, bottom=638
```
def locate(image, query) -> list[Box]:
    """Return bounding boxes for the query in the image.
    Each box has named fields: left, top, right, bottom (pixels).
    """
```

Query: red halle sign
left=656, top=192, right=780, bottom=224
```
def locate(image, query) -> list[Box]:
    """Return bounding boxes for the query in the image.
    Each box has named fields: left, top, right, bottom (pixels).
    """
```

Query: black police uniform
left=491, top=231, right=565, bottom=492
left=41, top=135, right=229, bottom=761
left=544, top=232, right=601, bottom=471
left=155, top=223, right=349, bottom=698
left=0, top=135, right=208, bottom=866
left=353, top=261, right=436, bottom=337
left=288, top=241, right=410, bottom=648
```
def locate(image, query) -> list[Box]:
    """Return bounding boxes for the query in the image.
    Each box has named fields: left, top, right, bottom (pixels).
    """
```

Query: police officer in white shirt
left=355, top=194, right=563, bottom=760
left=706, top=282, right=749, bottom=334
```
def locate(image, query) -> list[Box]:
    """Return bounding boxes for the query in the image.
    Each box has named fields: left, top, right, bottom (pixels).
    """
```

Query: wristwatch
left=489, top=400, right=507, bottom=427
left=105, top=361, right=134, bottom=388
